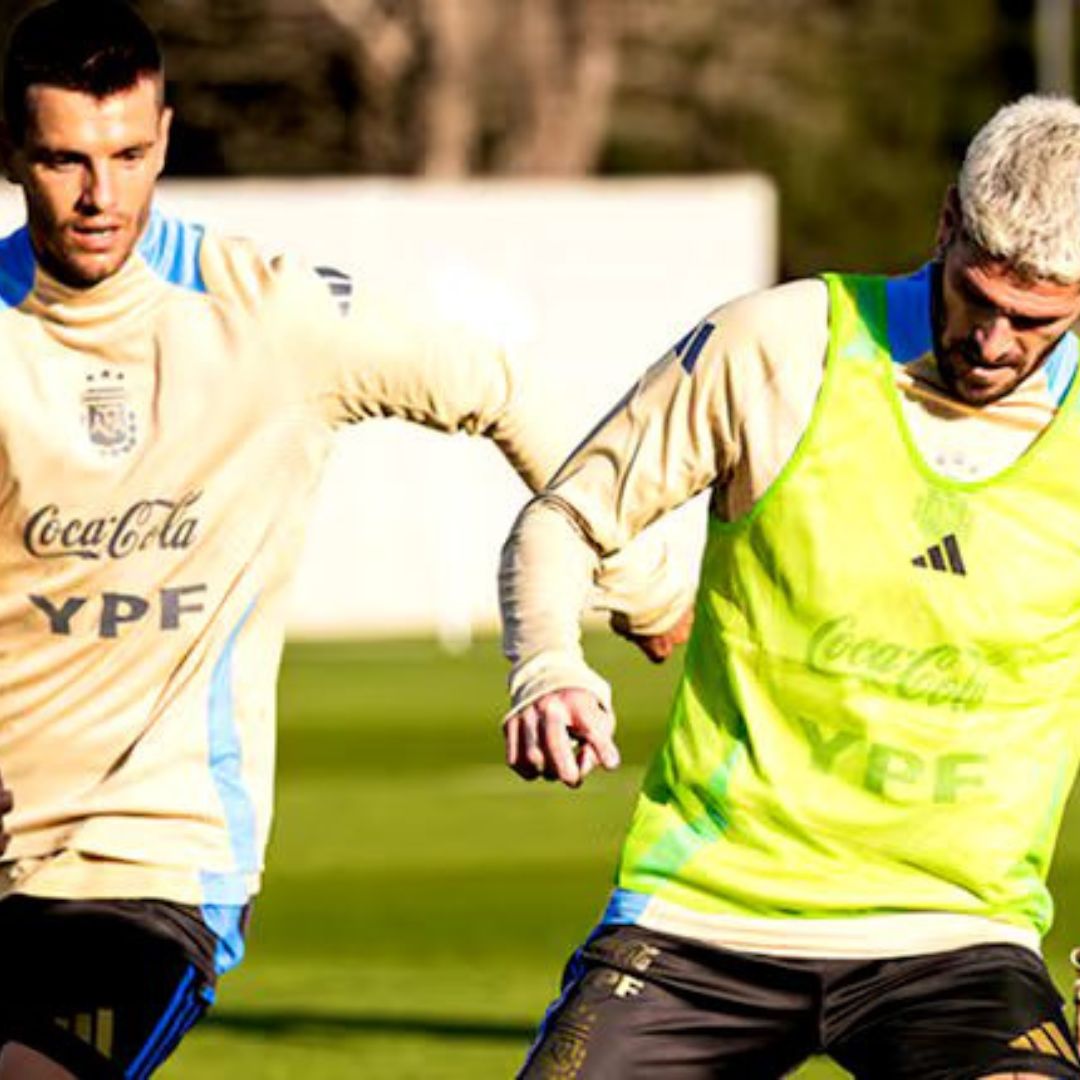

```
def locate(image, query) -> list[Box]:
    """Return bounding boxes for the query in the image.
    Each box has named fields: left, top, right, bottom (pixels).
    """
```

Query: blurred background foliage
left=0, top=0, right=1063, bottom=275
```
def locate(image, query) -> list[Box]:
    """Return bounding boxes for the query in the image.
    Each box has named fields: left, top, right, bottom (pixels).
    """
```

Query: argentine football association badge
left=82, top=368, right=137, bottom=457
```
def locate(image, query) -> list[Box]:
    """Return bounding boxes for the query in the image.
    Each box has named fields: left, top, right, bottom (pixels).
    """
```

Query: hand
left=610, top=604, right=694, bottom=664
left=504, top=688, right=619, bottom=788
left=0, top=774, right=12, bottom=858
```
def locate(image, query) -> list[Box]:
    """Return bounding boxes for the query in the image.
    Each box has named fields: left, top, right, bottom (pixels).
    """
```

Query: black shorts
left=521, top=925, right=1080, bottom=1080
left=0, top=894, right=235, bottom=1079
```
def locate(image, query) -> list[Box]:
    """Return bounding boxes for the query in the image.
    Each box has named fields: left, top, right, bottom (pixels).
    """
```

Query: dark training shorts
left=0, top=895, right=226, bottom=1079
left=520, top=925, right=1080, bottom=1080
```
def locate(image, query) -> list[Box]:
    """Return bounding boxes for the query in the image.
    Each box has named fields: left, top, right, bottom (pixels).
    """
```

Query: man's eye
left=1011, top=314, right=1053, bottom=331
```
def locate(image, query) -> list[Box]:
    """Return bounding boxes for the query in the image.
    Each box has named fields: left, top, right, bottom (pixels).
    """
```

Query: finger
left=506, top=708, right=541, bottom=780
left=567, top=695, right=620, bottom=771
left=646, top=636, right=672, bottom=663
left=538, top=698, right=582, bottom=787
left=516, top=707, right=544, bottom=779
left=577, top=743, right=599, bottom=779
left=630, top=631, right=673, bottom=664
left=504, top=715, right=519, bottom=766
left=520, top=706, right=549, bottom=775
left=624, top=605, right=695, bottom=664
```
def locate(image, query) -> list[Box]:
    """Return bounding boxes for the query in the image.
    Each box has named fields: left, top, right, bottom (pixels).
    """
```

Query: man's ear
left=934, top=185, right=962, bottom=259
left=153, top=106, right=173, bottom=178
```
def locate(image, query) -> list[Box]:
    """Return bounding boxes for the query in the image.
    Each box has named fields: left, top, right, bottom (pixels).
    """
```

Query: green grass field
left=162, top=633, right=1080, bottom=1079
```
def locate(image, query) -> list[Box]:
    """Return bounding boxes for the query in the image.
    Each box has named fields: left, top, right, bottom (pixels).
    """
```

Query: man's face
left=4, top=77, right=171, bottom=288
left=934, top=196, right=1080, bottom=406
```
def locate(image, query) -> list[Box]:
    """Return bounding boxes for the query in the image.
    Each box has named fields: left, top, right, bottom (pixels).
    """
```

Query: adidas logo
left=912, top=533, right=966, bottom=575
left=54, top=1009, right=114, bottom=1057
left=1009, top=1021, right=1079, bottom=1066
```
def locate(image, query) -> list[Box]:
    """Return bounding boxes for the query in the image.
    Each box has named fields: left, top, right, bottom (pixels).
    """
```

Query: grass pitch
left=162, top=634, right=1080, bottom=1079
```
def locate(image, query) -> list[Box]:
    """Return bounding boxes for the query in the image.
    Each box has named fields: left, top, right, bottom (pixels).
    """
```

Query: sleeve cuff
left=505, top=653, right=613, bottom=720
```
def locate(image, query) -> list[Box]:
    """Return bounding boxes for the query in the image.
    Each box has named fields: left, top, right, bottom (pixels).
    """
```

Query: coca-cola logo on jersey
left=23, top=491, right=202, bottom=560
left=806, top=614, right=991, bottom=712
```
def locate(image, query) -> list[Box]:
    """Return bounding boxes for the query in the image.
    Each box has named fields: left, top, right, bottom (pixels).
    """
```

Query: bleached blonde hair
left=958, top=94, right=1080, bottom=283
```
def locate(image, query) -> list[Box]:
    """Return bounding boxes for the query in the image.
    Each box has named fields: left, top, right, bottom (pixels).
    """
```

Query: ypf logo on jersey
left=82, top=369, right=137, bottom=457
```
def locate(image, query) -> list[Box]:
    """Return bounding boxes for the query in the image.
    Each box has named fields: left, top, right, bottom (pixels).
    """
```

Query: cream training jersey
left=501, top=265, right=1080, bottom=958
left=0, top=207, right=685, bottom=912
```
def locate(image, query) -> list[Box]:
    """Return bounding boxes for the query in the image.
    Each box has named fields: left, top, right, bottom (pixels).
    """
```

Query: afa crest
left=82, top=369, right=137, bottom=457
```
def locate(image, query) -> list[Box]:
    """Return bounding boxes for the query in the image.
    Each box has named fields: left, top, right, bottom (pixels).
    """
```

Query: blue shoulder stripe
left=0, top=227, right=36, bottom=308
left=1044, top=332, right=1079, bottom=407
left=885, top=263, right=933, bottom=364
left=138, top=209, right=207, bottom=293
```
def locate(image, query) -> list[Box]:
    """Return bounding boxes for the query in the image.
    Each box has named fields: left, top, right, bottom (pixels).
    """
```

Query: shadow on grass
left=204, top=1009, right=537, bottom=1043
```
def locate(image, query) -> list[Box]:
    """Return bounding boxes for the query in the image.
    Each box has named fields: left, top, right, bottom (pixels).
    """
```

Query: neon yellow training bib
left=616, top=272, right=1080, bottom=936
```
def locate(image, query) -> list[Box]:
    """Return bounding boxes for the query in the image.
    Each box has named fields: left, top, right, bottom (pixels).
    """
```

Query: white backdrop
left=0, top=177, right=777, bottom=640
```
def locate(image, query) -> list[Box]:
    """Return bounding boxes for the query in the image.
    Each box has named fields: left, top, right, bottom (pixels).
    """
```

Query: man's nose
left=77, top=163, right=116, bottom=214
left=972, top=315, right=1015, bottom=364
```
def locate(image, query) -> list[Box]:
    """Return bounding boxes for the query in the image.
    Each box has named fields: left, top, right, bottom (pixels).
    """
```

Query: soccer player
left=0, top=2, right=691, bottom=1077
left=501, top=94, right=1080, bottom=1079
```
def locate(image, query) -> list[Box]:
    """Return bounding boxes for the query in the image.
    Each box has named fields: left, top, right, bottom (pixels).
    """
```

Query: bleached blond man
left=503, top=96, right=1080, bottom=1079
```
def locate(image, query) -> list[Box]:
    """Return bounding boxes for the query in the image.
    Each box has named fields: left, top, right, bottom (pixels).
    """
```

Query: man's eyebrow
left=955, top=271, right=1008, bottom=312
left=27, top=144, right=85, bottom=159
left=29, top=137, right=156, bottom=157
left=958, top=269, right=1073, bottom=321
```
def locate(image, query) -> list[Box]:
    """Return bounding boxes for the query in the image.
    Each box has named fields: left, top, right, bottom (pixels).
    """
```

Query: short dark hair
left=3, top=0, right=163, bottom=143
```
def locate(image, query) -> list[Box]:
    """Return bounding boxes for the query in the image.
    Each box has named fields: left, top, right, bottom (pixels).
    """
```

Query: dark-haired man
left=0, top=1, right=690, bottom=1076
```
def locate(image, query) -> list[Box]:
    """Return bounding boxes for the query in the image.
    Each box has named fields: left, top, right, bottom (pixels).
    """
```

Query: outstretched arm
left=500, top=317, right=742, bottom=785
left=500, top=280, right=835, bottom=786
left=304, top=266, right=697, bottom=637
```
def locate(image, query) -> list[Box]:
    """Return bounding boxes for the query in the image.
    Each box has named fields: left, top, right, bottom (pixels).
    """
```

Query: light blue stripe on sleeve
left=202, top=600, right=259, bottom=909
left=0, top=227, right=36, bottom=308
left=885, top=263, right=933, bottom=364
left=138, top=208, right=207, bottom=293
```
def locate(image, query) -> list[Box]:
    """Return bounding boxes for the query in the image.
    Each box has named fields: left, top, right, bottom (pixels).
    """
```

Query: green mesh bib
left=616, top=273, right=1080, bottom=935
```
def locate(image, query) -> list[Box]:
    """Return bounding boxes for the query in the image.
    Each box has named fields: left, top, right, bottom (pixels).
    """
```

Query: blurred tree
left=308, top=0, right=621, bottom=176
left=610, top=0, right=1016, bottom=274
left=488, top=0, right=620, bottom=174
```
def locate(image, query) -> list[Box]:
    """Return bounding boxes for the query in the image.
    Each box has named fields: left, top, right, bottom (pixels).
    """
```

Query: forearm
left=316, top=282, right=567, bottom=491
left=500, top=497, right=613, bottom=713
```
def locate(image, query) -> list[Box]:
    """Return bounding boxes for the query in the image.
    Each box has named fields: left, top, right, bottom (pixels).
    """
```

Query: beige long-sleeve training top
left=0, top=208, right=686, bottom=906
